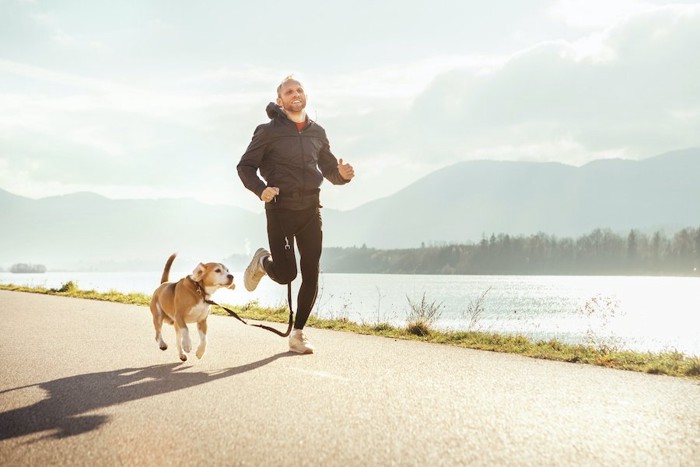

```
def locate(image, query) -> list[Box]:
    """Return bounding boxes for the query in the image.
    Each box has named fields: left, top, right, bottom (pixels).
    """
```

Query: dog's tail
left=161, top=253, right=177, bottom=284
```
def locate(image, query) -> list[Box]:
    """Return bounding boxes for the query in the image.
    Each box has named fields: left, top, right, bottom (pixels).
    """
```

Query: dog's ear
left=191, top=263, right=207, bottom=281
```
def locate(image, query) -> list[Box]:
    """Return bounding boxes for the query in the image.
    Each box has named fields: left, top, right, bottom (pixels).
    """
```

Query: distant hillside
left=0, top=190, right=264, bottom=270
left=323, top=148, right=700, bottom=248
left=1, top=148, right=699, bottom=270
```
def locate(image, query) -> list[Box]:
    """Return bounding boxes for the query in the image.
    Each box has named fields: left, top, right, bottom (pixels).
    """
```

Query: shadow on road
left=0, top=352, right=290, bottom=441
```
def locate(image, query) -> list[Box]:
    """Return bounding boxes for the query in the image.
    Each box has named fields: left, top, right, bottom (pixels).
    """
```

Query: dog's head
left=191, top=262, right=235, bottom=291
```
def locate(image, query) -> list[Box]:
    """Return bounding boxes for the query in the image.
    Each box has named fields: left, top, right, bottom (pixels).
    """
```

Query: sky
left=1, top=0, right=699, bottom=212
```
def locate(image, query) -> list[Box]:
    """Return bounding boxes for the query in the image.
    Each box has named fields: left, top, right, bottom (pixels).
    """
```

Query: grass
left=1, top=281, right=698, bottom=379
left=406, top=292, right=443, bottom=336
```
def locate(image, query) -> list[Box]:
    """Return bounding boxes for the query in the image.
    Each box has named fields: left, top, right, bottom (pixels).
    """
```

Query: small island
left=10, top=263, right=47, bottom=274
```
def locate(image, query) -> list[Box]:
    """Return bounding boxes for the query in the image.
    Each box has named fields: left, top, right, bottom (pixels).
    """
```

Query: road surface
left=0, top=290, right=698, bottom=466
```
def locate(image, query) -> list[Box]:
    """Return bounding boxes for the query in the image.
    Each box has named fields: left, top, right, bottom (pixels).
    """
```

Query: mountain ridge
left=1, top=148, right=699, bottom=269
left=322, top=148, right=700, bottom=248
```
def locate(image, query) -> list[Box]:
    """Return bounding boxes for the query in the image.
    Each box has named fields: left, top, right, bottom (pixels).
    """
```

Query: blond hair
left=276, top=75, right=302, bottom=97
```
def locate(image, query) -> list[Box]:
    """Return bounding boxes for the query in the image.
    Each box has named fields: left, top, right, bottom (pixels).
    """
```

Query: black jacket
left=237, top=103, right=349, bottom=210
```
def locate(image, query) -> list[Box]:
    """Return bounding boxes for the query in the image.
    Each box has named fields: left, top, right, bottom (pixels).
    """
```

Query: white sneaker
left=244, top=248, right=270, bottom=292
left=289, top=331, right=315, bottom=354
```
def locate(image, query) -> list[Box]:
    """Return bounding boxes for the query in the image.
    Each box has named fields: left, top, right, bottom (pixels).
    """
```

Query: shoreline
left=1, top=282, right=698, bottom=379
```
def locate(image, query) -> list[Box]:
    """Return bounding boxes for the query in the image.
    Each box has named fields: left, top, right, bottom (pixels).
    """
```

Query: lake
left=1, top=271, right=698, bottom=356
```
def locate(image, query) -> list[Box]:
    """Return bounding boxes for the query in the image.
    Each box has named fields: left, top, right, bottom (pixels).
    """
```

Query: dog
left=150, top=253, right=234, bottom=361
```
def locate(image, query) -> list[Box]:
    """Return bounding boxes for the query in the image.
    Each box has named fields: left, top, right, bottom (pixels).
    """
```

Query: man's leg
left=243, top=209, right=298, bottom=292
left=279, top=207, right=322, bottom=355
left=263, top=209, right=298, bottom=285
left=252, top=207, right=320, bottom=354
left=293, top=208, right=322, bottom=330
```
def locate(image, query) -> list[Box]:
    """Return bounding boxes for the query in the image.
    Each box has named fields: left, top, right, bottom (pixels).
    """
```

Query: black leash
left=193, top=277, right=294, bottom=338
left=195, top=207, right=319, bottom=338
left=204, top=288, right=293, bottom=337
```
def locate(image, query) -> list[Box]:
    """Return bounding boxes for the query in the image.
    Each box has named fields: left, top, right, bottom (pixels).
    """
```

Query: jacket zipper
left=299, top=127, right=305, bottom=192
left=284, top=117, right=312, bottom=195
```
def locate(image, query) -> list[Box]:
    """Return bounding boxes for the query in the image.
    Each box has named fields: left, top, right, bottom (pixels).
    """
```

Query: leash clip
left=284, top=237, right=291, bottom=251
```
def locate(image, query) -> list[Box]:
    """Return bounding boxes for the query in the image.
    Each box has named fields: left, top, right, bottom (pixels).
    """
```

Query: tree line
left=321, top=227, right=700, bottom=276
left=9, top=263, right=47, bottom=274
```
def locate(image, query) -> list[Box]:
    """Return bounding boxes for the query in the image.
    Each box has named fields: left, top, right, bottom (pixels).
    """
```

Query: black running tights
left=262, top=207, right=322, bottom=330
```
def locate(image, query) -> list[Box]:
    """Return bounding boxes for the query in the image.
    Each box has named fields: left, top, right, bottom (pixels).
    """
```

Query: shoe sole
left=244, top=248, right=268, bottom=292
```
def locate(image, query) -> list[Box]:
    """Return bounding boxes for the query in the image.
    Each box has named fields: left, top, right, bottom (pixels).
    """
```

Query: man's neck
left=285, top=110, right=306, bottom=123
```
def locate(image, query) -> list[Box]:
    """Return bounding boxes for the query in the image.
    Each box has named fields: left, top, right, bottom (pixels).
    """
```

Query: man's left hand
left=338, top=159, right=355, bottom=181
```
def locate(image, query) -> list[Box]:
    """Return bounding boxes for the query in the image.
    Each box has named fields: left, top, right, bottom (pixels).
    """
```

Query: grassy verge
left=1, top=282, right=698, bottom=379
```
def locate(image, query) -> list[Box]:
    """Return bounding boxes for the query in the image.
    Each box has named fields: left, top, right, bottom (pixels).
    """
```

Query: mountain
left=1, top=148, right=699, bottom=269
left=322, top=148, right=700, bottom=248
left=0, top=190, right=263, bottom=270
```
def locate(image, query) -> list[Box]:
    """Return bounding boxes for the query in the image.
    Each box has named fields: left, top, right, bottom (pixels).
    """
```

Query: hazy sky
left=1, top=0, right=698, bottom=211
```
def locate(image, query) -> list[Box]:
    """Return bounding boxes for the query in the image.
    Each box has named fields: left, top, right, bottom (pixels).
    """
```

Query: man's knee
left=301, top=263, right=319, bottom=277
left=300, top=255, right=320, bottom=274
left=276, top=269, right=298, bottom=284
left=265, top=259, right=298, bottom=284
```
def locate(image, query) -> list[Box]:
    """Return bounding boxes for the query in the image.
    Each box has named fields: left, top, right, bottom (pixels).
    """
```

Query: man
left=237, top=76, right=355, bottom=354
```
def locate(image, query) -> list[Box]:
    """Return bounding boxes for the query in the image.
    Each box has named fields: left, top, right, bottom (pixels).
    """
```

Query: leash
left=193, top=277, right=294, bottom=337
left=204, top=294, right=294, bottom=337
left=189, top=207, right=318, bottom=338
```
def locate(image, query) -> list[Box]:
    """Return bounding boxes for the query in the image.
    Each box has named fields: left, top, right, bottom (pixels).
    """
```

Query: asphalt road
left=0, top=290, right=698, bottom=466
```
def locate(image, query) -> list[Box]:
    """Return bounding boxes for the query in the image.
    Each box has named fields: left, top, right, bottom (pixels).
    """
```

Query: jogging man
left=237, top=76, right=355, bottom=354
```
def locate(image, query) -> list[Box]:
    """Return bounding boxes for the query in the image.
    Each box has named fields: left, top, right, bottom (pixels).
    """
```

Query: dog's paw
left=156, top=334, right=168, bottom=350
left=180, top=354, right=188, bottom=362
left=196, top=347, right=206, bottom=359
left=181, top=334, right=192, bottom=353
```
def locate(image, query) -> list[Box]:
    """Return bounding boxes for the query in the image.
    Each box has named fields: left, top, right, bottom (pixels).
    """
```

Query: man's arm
left=237, top=125, right=269, bottom=198
left=318, top=132, right=353, bottom=185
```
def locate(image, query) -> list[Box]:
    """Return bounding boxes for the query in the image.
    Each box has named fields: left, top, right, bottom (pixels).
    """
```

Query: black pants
left=263, top=207, right=322, bottom=330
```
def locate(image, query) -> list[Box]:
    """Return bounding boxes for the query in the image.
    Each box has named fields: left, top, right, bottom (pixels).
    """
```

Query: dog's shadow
left=0, top=352, right=290, bottom=441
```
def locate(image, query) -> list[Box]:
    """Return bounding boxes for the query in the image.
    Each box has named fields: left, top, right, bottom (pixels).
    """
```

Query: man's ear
left=276, top=97, right=283, bottom=106
left=191, top=263, right=206, bottom=281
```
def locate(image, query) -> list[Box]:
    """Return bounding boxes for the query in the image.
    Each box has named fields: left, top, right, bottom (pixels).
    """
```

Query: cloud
left=548, top=0, right=659, bottom=28
left=306, top=3, right=700, bottom=209
left=0, top=59, right=265, bottom=207
left=387, top=4, right=700, bottom=166
left=0, top=54, right=503, bottom=209
left=1, top=1, right=699, bottom=212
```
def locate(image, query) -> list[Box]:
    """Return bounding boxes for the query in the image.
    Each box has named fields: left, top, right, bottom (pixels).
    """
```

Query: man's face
left=276, top=81, right=307, bottom=113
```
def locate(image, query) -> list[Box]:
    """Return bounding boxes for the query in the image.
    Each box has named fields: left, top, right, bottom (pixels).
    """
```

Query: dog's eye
left=215, top=268, right=221, bottom=273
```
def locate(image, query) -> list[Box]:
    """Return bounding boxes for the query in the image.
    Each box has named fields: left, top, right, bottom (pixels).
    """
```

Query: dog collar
left=188, top=276, right=209, bottom=300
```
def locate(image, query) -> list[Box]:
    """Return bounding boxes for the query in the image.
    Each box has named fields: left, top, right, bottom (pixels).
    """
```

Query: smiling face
left=276, top=79, right=307, bottom=114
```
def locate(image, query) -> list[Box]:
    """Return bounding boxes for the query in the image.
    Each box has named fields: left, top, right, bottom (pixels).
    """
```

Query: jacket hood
left=266, top=102, right=286, bottom=120
left=265, top=102, right=311, bottom=126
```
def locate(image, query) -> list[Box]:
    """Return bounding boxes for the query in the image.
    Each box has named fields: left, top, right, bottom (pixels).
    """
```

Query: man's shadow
left=0, top=352, right=290, bottom=441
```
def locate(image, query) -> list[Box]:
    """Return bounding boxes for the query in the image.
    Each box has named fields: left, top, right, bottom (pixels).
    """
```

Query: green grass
left=2, top=281, right=698, bottom=379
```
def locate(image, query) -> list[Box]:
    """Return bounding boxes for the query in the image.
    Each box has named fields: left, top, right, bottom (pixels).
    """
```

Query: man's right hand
left=261, top=187, right=280, bottom=203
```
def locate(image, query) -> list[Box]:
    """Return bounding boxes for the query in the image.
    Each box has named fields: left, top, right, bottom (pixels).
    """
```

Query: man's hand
left=261, top=187, right=280, bottom=203
left=338, top=159, right=355, bottom=181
